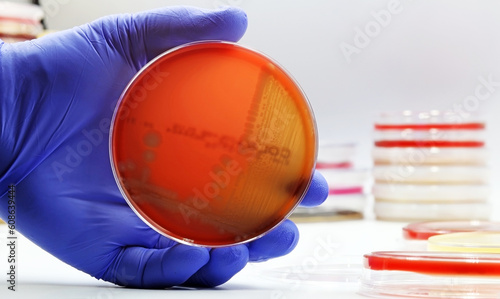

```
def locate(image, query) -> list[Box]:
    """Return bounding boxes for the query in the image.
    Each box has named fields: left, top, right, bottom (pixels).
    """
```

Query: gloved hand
left=0, top=6, right=328, bottom=288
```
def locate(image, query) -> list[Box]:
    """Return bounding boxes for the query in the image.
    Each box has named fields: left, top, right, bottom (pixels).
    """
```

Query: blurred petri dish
left=0, top=1, right=44, bottom=42
left=259, top=263, right=363, bottom=284
left=403, top=221, right=500, bottom=240
left=373, top=165, right=489, bottom=184
left=292, top=193, right=367, bottom=222
left=364, top=251, right=500, bottom=276
left=374, top=110, right=485, bottom=129
left=319, top=167, right=370, bottom=189
left=110, top=41, right=317, bottom=247
left=428, top=232, right=500, bottom=253
left=372, top=147, right=488, bottom=165
left=373, top=183, right=489, bottom=202
left=290, top=209, right=363, bottom=222
left=374, top=129, right=485, bottom=143
left=373, top=201, right=491, bottom=221
left=374, top=140, right=484, bottom=147
left=361, top=251, right=500, bottom=298
left=316, top=142, right=356, bottom=168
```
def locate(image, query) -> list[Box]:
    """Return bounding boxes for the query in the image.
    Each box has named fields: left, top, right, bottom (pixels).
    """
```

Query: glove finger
left=247, top=219, right=299, bottom=262
left=299, top=170, right=329, bottom=207
left=154, top=234, right=180, bottom=249
left=86, top=6, right=248, bottom=66
left=103, top=244, right=209, bottom=288
left=184, top=245, right=249, bottom=287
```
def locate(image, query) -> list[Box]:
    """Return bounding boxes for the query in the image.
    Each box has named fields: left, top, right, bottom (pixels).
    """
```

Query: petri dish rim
left=361, top=251, right=500, bottom=299
left=403, top=221, right=500, bottom=240
left=428, top=232, right=500, bottom=253
left=364, top=251, right=500, bottom=276
left=109, top=40, right=318, bottom=247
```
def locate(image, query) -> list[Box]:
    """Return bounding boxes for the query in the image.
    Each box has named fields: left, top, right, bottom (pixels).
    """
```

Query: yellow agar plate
left=428, top=232, right=500, bottom=253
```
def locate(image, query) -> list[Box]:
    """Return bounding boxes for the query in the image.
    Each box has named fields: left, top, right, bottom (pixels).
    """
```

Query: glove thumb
left=82, top=6, right=248, bottom=68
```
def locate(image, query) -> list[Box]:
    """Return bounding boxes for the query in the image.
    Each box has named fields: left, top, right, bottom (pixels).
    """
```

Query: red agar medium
left=374, top=140, right=484, bottom=147
left=110, top=41, right=317, bottom=247
left=364, top=251, right=500, bottom=276
left=374, top=123, right=485, bottom=130
left=403, top=221, right=500, bottom=241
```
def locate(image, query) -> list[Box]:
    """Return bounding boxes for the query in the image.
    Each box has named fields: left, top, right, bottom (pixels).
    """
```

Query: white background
left=3, top=1, right=500, bottom=297
left=34, top=0, right=500, bottom=204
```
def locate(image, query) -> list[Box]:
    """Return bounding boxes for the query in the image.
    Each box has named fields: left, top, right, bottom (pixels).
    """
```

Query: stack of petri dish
left=361, top=251, right=500, bottom=299
left=372, top=110, right=490, bottom=221
left=362, top=221, right=500, bottom=298
left=0, top=1, right=44, bottom=43
left=292, top=143, right=370, bottom=222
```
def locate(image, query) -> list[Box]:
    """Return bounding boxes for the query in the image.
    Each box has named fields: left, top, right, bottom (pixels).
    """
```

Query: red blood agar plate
left=361, top=251, right=500, bottom=298
left=110, top=41, right=317, bottom=247
left=403, top=221, right=500, bottom=241
left=364, top=251, right=500, bottom=275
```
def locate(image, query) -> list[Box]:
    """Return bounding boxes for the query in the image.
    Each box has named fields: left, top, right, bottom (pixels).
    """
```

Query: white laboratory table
left=0, top=218, right=415, bottom=299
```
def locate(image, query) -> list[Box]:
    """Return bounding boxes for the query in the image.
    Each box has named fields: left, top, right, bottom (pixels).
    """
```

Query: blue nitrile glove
left=0, top=6, right=328, bottom=288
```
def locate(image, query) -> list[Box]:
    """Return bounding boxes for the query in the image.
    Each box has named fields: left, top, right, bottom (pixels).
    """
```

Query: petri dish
left=0, top=1, right=44, bottom=42
left=316, top=142, right=356, bottom=169
left=428, top=232, right=500, bottom=253
left=110, top=41, right=317, bottom=247
left=374, top=110, right=485, bottom=129
left=373, top=201, right=491, bottom=221
left=372, top=146, right=488, bottom=165
left=319, top=168, right=370, bottom=189
left=373, top=165, right=489, bottom=184
left=292, top=193, right=367, bottom=222
left=258, top=263, right=363, bottom=284
left=361, top=251, right=500, bottom=298
left=403, top=221, right=500, bottom=241
left=374, top=111, right=485, bottom=148
left=374, top=129, right=485, bottom=143
left=373, top=183, right=489, bottom=202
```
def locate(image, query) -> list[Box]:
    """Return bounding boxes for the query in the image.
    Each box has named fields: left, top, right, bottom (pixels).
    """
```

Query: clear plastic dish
left=110, top=41, right=317, bottom=247
left=373, top=165, right=489, bottom=184
left=319, top=167, right=370, bottom=189
left=374, top=110, right=485, bottom=128
left=292, top=193, right=366, bottom=222
left=374, top=129, right=485, bottom=142
left=403, top=221, right=500, bottom=240
left=259, top=263, right=363, bottom=284
left=428, top=232, right=500, bottom=253
left=373, top=183, right=489, bottom=202
left=373, top=201, right=491, bottom=221
left=0, top=1, right=44, bottom=21
left=372, top=147, right=488, bottom=165
left=316, top=142, right=356, bottom=168
left=361, top=251, right=500, bottom=298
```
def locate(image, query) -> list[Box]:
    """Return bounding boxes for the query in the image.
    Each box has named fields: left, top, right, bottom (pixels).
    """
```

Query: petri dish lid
left=0, top=1, right=44, bottom=21
left=373, top=183, right=490, bottom=202
left=316, top=142, right=356, bottom=167
left=428, top=232, right=500, bottom=253
left=374, top=129, right=485, bottom=142
left=372, top=146, right=488, bottom=165
left=374, top=110, right=485, bottom=130
left=373, top=165, right=489, bottom=184
left=258, top=263, right=363, bottom=284
left=403, top=221, right=500, bottom=240
left=373, top=201, right=491, bottom=222
left=318, top=167, right=370, bottom=189
left=110, top=41, right=317, bottom=247
left=364, top=251, right=500, bottom=276
left=362, top=251, right=500, bottom=299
